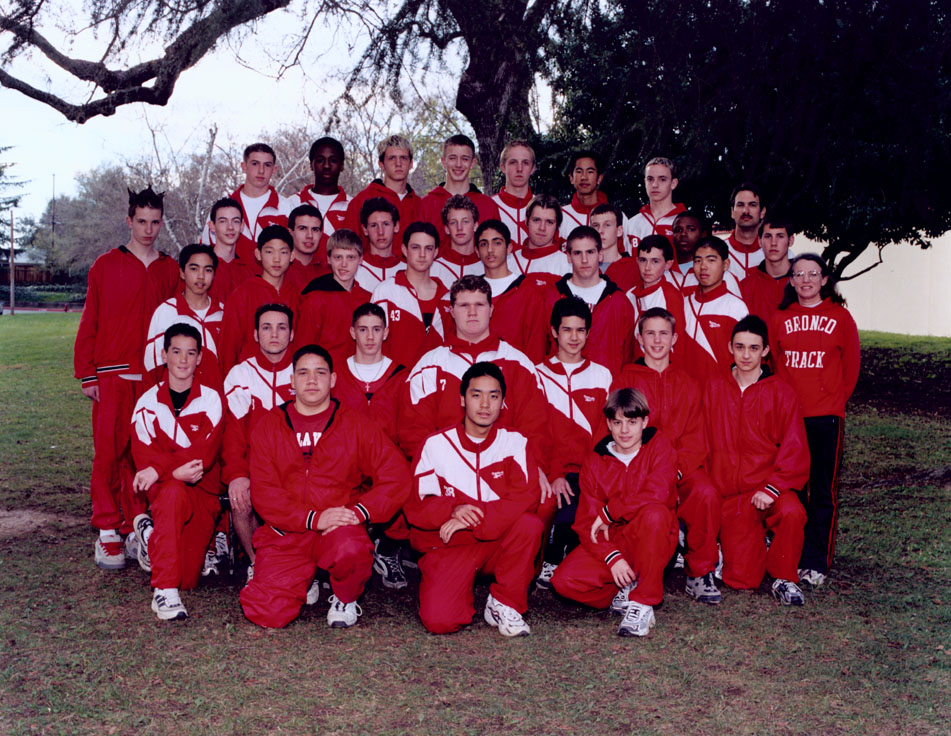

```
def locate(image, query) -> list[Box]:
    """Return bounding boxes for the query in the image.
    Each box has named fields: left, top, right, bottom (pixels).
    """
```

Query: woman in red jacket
left=770, top=254, right=860, bottom=588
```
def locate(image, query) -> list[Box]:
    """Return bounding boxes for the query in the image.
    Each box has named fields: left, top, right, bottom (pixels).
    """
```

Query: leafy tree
left=542, top=0, right=951, bottom=279
left=0, top=146, right=25, bottom=261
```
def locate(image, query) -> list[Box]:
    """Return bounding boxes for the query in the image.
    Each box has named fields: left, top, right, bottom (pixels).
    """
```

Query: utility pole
left=8, top=208, right=14, bottom=315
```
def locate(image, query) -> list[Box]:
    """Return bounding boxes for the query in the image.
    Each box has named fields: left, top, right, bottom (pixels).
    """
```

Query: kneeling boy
left=551, top=388, right=678, bottom=637
left=240, top=345, right=410, bottom=629
left=406, top=362, right=544, bottom=637
left=130, top=323, right=224, bottom=621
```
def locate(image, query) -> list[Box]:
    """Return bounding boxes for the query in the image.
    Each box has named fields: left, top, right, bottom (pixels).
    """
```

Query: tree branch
left=836, top=244, right=885, bottom=281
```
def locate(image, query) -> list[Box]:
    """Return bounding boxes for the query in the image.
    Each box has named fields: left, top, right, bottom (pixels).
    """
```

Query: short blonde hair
left=645, top=156, right=676, bottom=178
left=327, top=229, right=363, bottom=257
left=499, top=140, right=536, bottom=167
left=377, top=135, right=413, bottom=163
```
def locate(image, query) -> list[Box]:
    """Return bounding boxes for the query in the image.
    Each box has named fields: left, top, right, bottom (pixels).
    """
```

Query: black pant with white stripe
left=798, top=415, right=845, bottom=575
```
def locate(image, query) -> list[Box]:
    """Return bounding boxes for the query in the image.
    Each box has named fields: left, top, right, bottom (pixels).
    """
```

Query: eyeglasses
left=791, top=270, right=823, bottom=280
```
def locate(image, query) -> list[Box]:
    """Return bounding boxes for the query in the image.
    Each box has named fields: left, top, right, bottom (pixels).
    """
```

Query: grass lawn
left=0, top=315, right=948, bottom=735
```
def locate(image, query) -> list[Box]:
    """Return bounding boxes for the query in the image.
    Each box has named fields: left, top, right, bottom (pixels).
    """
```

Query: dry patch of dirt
left=0, top=508, right=85, bottom=539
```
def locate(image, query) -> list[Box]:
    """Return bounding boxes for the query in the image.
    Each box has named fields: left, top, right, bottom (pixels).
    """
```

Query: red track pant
left=677, top=469, right=721, bottom=578
left=147, top=481, right=220, bottom=590
left=418, top=513, right=543, bottom=634
left=241, top=524, right=373, bottom=629
left=90, top=374, right=146, bottom=533
left=720, top=492, right=806, bottom=590
left=552, top=503, right=677, bottom=608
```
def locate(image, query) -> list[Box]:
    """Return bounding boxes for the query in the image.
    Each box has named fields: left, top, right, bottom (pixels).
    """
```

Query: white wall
left=796, top=233, right=951, bottom=337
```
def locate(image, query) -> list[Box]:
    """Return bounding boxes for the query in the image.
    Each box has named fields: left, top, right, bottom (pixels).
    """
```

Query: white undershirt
left=608, top=443, right=639, bottom=466
left=240, top=190, right=269, bottom=227
left=311, top=192, right=339, bottom=215
left=484, top=273, right=520, bottom=298
left=566, top=280, right=607, bottom=308
left=192, top=304, right=210, bottom=320
left=552, top=357, right=582, bottom=375
left=348, top=356, right=392, bottom=383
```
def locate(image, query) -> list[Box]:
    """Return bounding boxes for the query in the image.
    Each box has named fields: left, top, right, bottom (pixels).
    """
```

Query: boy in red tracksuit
left=681, top=236, right=749, bottom=382
left=354, top=197, right=407, bottom=292
left=704, top=315, right=810, bottom=605
left=371, top=222, right=450, bottom=370
left=219, top=225, right=299, bottom=373
left=129, top=323, right=223, bottom=621
left=343, top=134, right=421, bottom=244
left=74, top=186, right=180, bottom=570
left=614, top=307, right=722, bottom=605
left=491, top=140, right=536, bottom=250
left=623, top=157, right=685, bottom=251
left=533, top=226, right=635, bottom=375
left=509, top=194, right=570, bottom=279
left=201, top=143, right=291, bottom=267
left=534, top=297, right=612, bottom=589
left=551, top=388, right=679, bottom=637
left=593, top=203, right=632, bottom=286
left=206, top=198, right=254, bottom=303
left=558, top=151, right=611, bottom=241
left=288, top=137, right=349, bottom=236
left=296, top=229, right=372, bottom=370
left=420, top=135, right=500, bottom=248
left=407, top=362, right=544, bottom=636
left=222, top=304, right=296, bottom=576
left=430, top=195, right=487, bottom=286
left=626, top=235, right=686, bottom=361
left=284, top=204, right=329, bottom=293
left=144, top=244, right=225, bottom=391
left=740, top=217, right=794, bottom=324
left=240, top=345, right=411, bottom=629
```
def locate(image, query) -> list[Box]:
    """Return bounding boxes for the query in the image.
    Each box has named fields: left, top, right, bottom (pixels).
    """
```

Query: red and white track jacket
left=74, top=247, right=180, bottom=387
left=406, top=423, right=540, bottom=550
left=296, top=274, right=371, bottom=370
left=371, top=271, right=449, bottom=370
left=342, top=180, right=422, bottom=247
left=250, top=400, right=411, bottom=533
left=536, top=357, right=612, bottom=480
left=573, top=428, right=678, bottom=569
left=201, top=186, right=291, bottom=267
left=559, top=191, right=609, bottom=241
left=725, top=232, right=764, bottom=281
left=769, top=299, right=860, bottom=418
left=219, top=276, right=299, bottom=373
left=535, top=276, right=636, bottom=375
left=740, top=263, right=790, bottom=324
left=613, top=361, right=706, bottom=478
left=430, top=249, right=484, bottom=287
left=398, top=333, right=552, bottom=468
left=703, top=368, right=809, bottom=499
left=491, top=187, right=534, bottom=250
left=510, top=244, right=570, bottom=280
left=143, top=292, right=225, bottom=390
left=209, top=255, right=254, bottom=305
left=131, top=381, right=224, bottom=496
left=626, top=278, right=687, bottom=361
left=624, top=203, right=686, bottom=250
left=355, top=252, right=407, bottom=293
left=289, top=185, right=349, bottom=236
left=333, top=358, right=407, bottom=442
left=681, top=282, right=749, bottom=383
left=421, top=185, right=501, bottom=248
left=221, top=350, right=294, bottom=484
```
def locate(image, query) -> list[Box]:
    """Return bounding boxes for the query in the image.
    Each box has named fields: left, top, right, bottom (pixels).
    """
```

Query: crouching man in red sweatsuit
left=130, top=323, right=224, bottom=621
left=703, top=315, right=810, bottom=605
left=551, top=388, right=679, bottom=637
left=406, top=362, right=544, bottom=637
left=240, top=344, right=411, bottom=629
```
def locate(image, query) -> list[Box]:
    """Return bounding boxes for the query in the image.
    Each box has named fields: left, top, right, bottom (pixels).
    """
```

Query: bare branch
left=195, top=124, right=218, bottom=233
left=837, top=244, right=885, bottom=281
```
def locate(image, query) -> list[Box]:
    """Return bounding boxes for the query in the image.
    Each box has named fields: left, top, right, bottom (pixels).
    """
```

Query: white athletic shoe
left=306, top=578, right=321, bottom=606
left=132, top=513, right=153, bottom=573
left=617, top=601, right=655, bottom=637
left=483, top=593, right=530, bottom=637
left=535, top=561, right=557, bottom=590
left=772, top=579, right=805, bottom=606
left=151, top=588, right=188, bottom=621
left=94, top=535, right=126, bottom=570
left=124, top=532, right=139, bottom=562
left=372, top=539, right=408, bottom=590
left=610, top=583, right=636, bottom=615
left=326, top=594, right=362, bottom=628
left=202, top=531, right=229, bottom=577
left=685, top=572, right=722, bottom=605
left=798, top=568, right=827, bottom=588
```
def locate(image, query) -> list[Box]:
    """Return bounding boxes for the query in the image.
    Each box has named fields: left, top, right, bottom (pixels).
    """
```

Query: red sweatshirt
left=285, top=255, right=330, bottom=295
left=613, top=361, right=706, bottom=478
left=371, top=271, right=449, bottom=369
left=420, top=184, right=501, bottom=247
left=130, top=381, right=224, bottom=496
left=398, top=333, right=552, bottom=468
left=740, top=263, right=790, bottom=324
left=296, top=274, right=371, bottom=371
left=209, top=255, right=254, bottom=305
left=769, top=299, right=860, bottom=418
left=332, top=358, right=407, bottom=442
left=573, top=428, right=678, bottom=569
left=702, top=368, right=810, bottom=499
left=536, top=357, right=612, bottom=480
left=486, top=274, right=551, bottom=362
left=406, top=424, right=540, bottom=550
left=342, top=180, right=422, bottom=247
left=219, top=276, right=299, bottom=373
left=74, top=247, right=181, bottom=386
left=249, top=400, right=411, bottom=532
